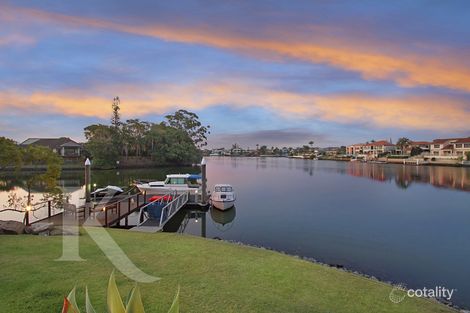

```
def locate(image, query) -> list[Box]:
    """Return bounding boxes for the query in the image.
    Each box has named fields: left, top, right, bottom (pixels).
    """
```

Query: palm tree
left=308, top=141, right=314, bottom=153
left=396, top=137, right=412, bottom=155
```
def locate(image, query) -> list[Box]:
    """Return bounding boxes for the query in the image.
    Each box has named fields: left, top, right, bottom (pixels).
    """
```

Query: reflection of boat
left=210, top=184, right=236, bottom=210
left=91, top=185, right=123, bottom=198
left=135, top=174, right=201, bottom=195
left=210, top=206, right=236, bottom=226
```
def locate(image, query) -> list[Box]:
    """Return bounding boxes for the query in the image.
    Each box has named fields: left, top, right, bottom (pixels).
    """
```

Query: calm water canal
left=1, top=157, right=469, bottom=307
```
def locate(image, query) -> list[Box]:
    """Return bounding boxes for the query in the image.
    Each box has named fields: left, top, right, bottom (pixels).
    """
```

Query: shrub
left=61, top=271, right=179, bottom=313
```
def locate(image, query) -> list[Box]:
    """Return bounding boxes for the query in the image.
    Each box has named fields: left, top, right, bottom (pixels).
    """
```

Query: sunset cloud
left=3, top=4, right=470, bottom=93
left=1, top=82, right=469, bottom=131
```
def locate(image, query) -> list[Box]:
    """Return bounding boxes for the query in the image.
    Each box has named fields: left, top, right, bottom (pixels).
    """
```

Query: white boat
left=211, top=184, right=236, bottom=211
left=135, top=174, right=201, bottom=195
left=91, top=185, right=124, bottom=198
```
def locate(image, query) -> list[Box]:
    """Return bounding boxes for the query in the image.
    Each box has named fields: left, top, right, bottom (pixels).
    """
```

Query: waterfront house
left=346, top=143, right=365, bottom=155
left=453, top=138, right=470, bottom=159
left=20, top=137, right=83, bottom=160
left=347, top=140, right=396, bottom=158
left=430, top=138, right=468, bottom=157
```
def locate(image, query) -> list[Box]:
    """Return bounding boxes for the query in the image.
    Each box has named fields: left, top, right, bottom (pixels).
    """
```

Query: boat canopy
left=188, top=174, right=202, bottom=180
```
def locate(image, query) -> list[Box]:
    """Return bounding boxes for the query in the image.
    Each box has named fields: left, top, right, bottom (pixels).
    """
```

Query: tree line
left=84, top=97, right=210, bottom=167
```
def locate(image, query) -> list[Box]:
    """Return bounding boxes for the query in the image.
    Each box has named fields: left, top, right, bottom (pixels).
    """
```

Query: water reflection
left=341, top=163, right=470, bottom=192
left=210, top=206, right=236, bottom=231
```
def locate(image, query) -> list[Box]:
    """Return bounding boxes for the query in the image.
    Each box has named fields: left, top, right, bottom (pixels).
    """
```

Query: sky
left=0, top=0, right=469, bottom=148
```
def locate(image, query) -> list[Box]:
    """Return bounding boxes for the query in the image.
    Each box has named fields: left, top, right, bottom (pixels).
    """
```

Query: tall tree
left=396, top=137, right=412, bottom=155
left=111, top=96, right=121, bottom=128
left=165, top=110, right=210, bottom=149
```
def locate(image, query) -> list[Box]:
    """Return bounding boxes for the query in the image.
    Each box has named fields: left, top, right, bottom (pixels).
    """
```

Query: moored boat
left=211, top=184, right=236, bottom=211
left=135, top=174, right=201, bottom=195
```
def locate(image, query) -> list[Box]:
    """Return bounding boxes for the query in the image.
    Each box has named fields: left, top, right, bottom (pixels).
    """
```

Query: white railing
left=158, top=192, right=189, bottom=228
left=136, top=191, right=175, bottom=226
left=135, top=191, right=189, bottom=229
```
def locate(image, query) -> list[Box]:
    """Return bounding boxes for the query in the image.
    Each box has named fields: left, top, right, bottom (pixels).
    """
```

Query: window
left=169, top=178, right=185, bottom=184
left=465, top=144, right=470, bottom=148
left=434, top=144, right=440, bottom=148
left=455, top=144, right=463, bottom=148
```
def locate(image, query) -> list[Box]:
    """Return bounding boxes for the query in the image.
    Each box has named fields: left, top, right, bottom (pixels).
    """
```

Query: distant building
left=20, top=137, right=82, bottom=159
left=322, top=147, right=340, bottom=156
left=347, top=140, right=396, bottom=158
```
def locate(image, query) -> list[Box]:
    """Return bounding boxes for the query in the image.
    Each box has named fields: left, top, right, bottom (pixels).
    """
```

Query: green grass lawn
left=0, top=229, right=454, bottom=313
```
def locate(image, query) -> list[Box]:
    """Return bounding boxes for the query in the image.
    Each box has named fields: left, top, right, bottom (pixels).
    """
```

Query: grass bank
left=0, top=229, right=454, bottom=313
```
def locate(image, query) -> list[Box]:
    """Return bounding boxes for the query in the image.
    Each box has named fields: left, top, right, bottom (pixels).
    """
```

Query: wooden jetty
left=32, top=190, right=208, bottom=230
left=32, top=157, right=210, bottom=232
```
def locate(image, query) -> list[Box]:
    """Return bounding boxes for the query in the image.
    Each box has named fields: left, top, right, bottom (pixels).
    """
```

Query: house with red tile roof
left=347, top=140, right=396, bottom=158
left=429, top=137, right=470, bottom=158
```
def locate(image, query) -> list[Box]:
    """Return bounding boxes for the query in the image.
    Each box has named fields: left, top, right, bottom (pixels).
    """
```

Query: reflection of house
left=347, top=140, right=396, bottom=158
left=430, top=137, right=470, bottom=158
left=20, top=137, right=82, bottom=159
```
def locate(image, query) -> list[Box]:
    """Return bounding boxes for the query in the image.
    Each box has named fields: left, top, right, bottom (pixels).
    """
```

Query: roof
left=20, top=137, right=81, bottom=149
left=349, top=140, right=395, bottom=147
left=454, top=137, right=470, bottom=144
left=432, top=138, right=462, bottom=144
left=368, top=140, right=395, bottom=147
left=410, top=141, right=431, bottom=145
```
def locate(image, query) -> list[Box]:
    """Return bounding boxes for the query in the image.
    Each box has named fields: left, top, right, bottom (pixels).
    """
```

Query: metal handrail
left=158, top=192, right=189, bottom=228
left=135, top=191, right=176, bottom=226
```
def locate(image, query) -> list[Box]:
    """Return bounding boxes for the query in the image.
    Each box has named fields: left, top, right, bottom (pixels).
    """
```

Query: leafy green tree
left=84, top=124, right=119, bottom=168
left=410, top=147, right=423, bottom=156
left=165, top=110, right=210, bottom=148
left=0, top=138, right=63, bottom=218
left=20, top=145, right=63, bottom=206
left=149, top=124, right=200, bottom=164
left=259, top=145, right=267, bottom=155
left=466, top=151, right=470, bottom=161
left=125, top=119, right=151, bottom=157
left=0, top=137, right=22, bottom=170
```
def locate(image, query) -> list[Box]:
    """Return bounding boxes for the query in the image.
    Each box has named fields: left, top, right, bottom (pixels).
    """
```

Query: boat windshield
left=166, top=177, right=186, bottom=185
left=216, top=186, right=232, bottom=192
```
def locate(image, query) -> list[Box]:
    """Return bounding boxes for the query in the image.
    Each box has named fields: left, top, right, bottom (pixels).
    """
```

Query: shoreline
left=1, top=157, right=469, bottom=172
left=218, top=237, right=463, bottom=312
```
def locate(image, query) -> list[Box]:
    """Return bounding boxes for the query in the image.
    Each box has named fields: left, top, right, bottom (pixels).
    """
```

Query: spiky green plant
left=61, top=271, right=179, bottom=313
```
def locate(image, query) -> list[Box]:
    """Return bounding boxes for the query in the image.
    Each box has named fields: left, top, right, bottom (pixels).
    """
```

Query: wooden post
left=117, top=202, right=121, bottom=226
left=24, top=210, right=29, bottom=226
left=48, top=201, right=52, bottom=218
left=104, top=208, right=108, bottom=227
left=201, top=158, right=207, bottom=204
